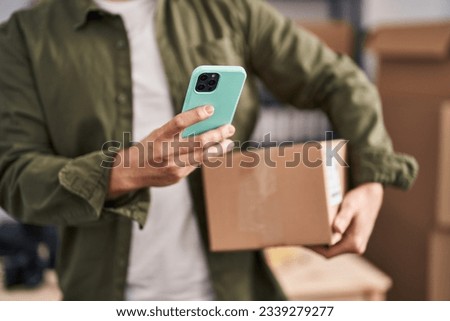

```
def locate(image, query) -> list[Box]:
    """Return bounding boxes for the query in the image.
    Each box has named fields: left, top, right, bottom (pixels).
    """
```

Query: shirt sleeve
left=0, top=15, right=148, bottom=226
left=242, top=0, right=418, bottom=189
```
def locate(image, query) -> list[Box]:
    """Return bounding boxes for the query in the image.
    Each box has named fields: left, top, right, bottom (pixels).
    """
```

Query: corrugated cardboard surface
left=437, top=103, right=450, bottom=228
left=203, top=140, right=347, bottom=252
left=428, top=230, right=450, bottom=300
left=297, top=21, right=354, bottom=57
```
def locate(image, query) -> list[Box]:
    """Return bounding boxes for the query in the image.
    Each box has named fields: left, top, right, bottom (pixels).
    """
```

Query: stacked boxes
left=436, top=104, right=450, bottom=229
left=428, top=103, right=450, bottom=300
left=366, top=22, right=450, bottom=300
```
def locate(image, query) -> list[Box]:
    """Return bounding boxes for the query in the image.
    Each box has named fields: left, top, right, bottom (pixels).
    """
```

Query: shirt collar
left=70, top=0, right=163, bottom=30
left=69, top=0, right=102, bottom=30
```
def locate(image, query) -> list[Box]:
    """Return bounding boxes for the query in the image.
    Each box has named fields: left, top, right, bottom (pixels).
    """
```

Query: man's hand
left=309, top=182, right=384, bottom=258
left=108, top=105, right=235, bottom=199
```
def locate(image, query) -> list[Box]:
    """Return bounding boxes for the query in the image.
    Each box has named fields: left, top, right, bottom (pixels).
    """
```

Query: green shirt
left=0, top=0, right=418, bottom=300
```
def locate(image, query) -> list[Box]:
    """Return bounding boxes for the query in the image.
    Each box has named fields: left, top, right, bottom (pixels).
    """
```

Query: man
left=0, top=0, right=418, bottom=300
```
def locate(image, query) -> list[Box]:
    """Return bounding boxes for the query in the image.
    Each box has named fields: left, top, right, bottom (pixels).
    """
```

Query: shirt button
left=116, top=93, right=127, bottom=104
left=115, top=39, right=126, bottom=50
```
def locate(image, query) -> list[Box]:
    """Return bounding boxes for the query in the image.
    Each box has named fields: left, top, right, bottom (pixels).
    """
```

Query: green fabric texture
left=0, top=0, right=417, bottom=300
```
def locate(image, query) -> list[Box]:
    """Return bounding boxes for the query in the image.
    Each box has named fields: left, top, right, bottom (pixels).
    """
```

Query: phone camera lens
left=196, top=84, right=206, bottom=91
left=199, top=74, right=208, bottom=81
left=208, top=80, right=216, bottom=86
left=208, top=86, right=215, bottom=92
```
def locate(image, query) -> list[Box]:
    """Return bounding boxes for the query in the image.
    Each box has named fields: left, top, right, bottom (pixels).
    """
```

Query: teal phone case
left=181, top=65, right=247, bottom=138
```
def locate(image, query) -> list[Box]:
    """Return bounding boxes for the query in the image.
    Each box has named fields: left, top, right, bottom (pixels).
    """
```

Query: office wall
left=267, top=0, right=328, bottom=21
left=363, top=0, right=450, bottom=28
left=269, top=0, right=450, bottom=26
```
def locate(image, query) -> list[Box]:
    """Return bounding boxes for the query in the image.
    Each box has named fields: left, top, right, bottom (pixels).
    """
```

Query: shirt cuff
left=104, top=189, right=150, bottom=227
left=58, top=151, right=111, bottom=223
left=58, top=150, right=150, bottom=226
left=350, top=148, right=419, bottom=190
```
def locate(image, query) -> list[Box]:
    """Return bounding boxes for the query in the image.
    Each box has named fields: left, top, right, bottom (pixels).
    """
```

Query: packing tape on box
left=237, top=161, right=284, bottom=246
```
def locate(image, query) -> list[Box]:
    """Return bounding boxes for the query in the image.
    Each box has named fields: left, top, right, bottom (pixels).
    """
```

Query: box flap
left=298, top=20, right=354, bottom=57
left=368, top=22, right=450, bottom=61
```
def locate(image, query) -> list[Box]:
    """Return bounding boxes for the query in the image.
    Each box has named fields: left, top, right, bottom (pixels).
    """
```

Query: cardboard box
left=202, top=140, right=347, bottom=252
left=265, top=247, right=392, bottom=301
left=428, top=230, right=450, bottom=300
left=298, top=21, right=354, bottom=57
left=368, top=22, right=450, bottom=96
left=436, top=103, right=450, bottom=228
left=365, top=22, right=450, bottom=300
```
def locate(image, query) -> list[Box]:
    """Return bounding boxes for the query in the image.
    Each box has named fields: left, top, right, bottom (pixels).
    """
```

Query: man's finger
left=194, top=125, right=235, bottom=149
left=158, top=105, right=214, bottom=138
left=175, top=139, right=235, bottom=167
left=177, top=165, right=198, bottom=178
left=308, top=235, right=354, bottom=259
left=172, top=124, right=235, bottom=156
left=204, top=139, right=235, bottom=157
left=308, top=221, right=367, bottom=259
left=333, top=202, right=356, bottom=234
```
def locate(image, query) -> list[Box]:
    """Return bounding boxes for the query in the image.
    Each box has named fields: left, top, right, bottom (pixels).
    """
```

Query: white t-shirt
left=0, top=207, right=15, bottom=224
left=94, top=0, right=214, bottom=301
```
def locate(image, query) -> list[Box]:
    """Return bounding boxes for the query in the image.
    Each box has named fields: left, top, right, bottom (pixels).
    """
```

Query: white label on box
left=326, top=159, right=343, bottom=206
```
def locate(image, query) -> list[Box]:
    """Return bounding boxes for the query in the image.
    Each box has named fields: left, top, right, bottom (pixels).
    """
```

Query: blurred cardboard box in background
left=265, top=247, right=392, bottom=301
left=428, top=230, right=450, bottom=300
left=369, top=22, right=450, bottom=96
left=297, top=21, right=354, bottom=56
left=428, top=102, right=450, bottom=300
left=436, top=103, right=450, bottom=228
left=203, top=140, right=347, bottom=252
left=365, top=22, right=450, bottom=300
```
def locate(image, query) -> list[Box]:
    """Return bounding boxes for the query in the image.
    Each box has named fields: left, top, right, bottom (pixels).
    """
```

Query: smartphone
left=181, top=65, right=247, bottom=138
